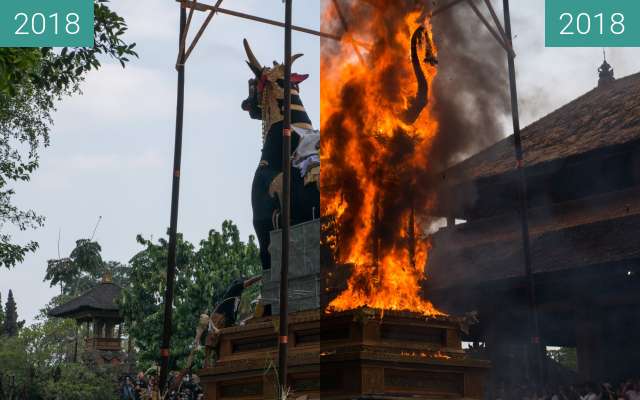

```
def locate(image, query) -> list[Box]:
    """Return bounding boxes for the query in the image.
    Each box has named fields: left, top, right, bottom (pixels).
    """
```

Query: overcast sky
left=1, top=0, right=639, bottom=323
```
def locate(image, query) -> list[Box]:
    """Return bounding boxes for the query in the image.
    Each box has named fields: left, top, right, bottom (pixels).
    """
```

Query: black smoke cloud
left=430, top=2, right=510, bottom=170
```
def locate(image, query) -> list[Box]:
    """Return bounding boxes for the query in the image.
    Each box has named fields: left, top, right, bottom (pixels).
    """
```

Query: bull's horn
left=291, top=53, right=304, bottom=64
left=243, top=39, right=263, bottom=76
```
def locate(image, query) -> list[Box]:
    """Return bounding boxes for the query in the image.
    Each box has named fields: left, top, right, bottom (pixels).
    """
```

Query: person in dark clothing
left=121, top=376, right=136, bottom=400
left=213, top=275, right=262, bottom=327
left=203, top=275, right=262, bottom=367
left=133, top=371, right=147, bottom=400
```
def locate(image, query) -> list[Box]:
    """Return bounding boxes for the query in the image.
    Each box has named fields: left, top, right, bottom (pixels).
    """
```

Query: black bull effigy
left=241, top=39, right=320, bottom=270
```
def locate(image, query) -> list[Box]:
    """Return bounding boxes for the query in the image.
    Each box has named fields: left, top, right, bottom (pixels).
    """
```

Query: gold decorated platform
left=199, top=308, right=489, bottom=399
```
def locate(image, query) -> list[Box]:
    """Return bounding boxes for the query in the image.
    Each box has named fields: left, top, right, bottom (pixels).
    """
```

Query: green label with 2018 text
left=546, top=0, right=640, bottom=47
left=0, top=0, right=93, bottom=47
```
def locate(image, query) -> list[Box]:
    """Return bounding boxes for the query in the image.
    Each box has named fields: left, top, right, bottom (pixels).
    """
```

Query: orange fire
left=400, top=351, right=452, bottom=360
left=321, top=2, right=444, bottom=316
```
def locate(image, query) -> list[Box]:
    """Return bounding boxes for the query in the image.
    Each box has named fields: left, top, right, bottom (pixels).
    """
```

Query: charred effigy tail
left=402, top=25, right=438, bottom=125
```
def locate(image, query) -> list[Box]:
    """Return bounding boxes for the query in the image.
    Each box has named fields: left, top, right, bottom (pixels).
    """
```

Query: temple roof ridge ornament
left=598, top=50, right=615, bottom=88
left=101, top=271, right=113, bottom=284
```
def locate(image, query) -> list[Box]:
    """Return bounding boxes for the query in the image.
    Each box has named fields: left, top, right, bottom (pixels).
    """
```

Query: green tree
left=45, top=239, right=130, bottom=296
left=120, top=221, right=261, bottom=369
left=0, top=292, right=4, bottom=329
left=0, top=315, right=118, bottom=399
left=0, top=0, right=137, bottom=270
left=45, top=239, right=103, bottom=295
left=2, top=289, right=21, bottom=336
left=42, top=363, right=118, bottom=400
left=36, top=296, right=88, bottom=364
left=547, top=347, right=578, bottom=371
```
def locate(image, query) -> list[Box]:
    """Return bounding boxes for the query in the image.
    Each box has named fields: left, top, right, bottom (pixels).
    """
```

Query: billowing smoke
left=429, top=2, right=510, bottom=169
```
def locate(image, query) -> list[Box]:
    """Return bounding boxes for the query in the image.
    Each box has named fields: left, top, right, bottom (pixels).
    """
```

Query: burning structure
left=320, top=0, right=510, bottom=316
left=321, top=1, right=441, bottom=315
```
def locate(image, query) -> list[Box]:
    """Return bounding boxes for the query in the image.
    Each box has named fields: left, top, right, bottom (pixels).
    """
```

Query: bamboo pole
left=278, top=0, right=293, bottom=393
left=502, top=0, right=543, bottom=387
left=177, top=0, right=196, bottom=64
left=160, top=5, right=187, bottom=394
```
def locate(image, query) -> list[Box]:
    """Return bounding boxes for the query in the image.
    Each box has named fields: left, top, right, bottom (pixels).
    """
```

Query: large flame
left=321, top=2, right=444, bottom=316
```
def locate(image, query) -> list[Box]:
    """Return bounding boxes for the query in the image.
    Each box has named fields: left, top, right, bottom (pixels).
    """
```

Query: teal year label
left=0, top=0, right=93, bottom=47
left=546, top=0, right=640, bottom=47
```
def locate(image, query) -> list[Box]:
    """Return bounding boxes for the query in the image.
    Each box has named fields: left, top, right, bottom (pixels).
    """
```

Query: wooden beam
left=179, top=0, right=341, bottom=41
left=183, top=0, right=224, bottom=64
left=175, top=0, right=515, bottom=67
left=466, top=0, right=515, bottom=57
left=483, top=0, right=509, bottom=44
left=176, top=0, right=196, bottom=67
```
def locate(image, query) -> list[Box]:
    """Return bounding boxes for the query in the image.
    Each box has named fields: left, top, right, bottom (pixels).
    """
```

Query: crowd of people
left=120, top=371, right=203, bottom=400
left=121, top=372, right=152, bottom=400
left=495, top=379, right=640, bottom=400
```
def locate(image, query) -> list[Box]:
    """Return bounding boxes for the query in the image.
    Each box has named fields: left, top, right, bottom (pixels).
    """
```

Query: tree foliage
left=41, top=363, right=118, bottom=400
left=0, top=292, right=4, bottom=329
left=1, top=221, right=258, bottom=398
left=547, top=347, right=578, bottom=371
left=2, top=289, right=22, bottom=337
left=120, top=221, right=261, bottom=370
left=0, top=1, right=136, bottom=96
left=45, top=239, right=129, bottom=297
left=0, top=0, right=137, bottom=269
left=0, top=310, right=118, bottom=400
left=45, top=239, right=103, bottom=295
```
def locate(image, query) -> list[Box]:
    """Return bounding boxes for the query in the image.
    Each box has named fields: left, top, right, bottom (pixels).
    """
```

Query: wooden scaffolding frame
left=159, top=0, right=541, bottom=394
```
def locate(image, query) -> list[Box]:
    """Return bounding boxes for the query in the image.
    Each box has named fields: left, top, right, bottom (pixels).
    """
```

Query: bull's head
left=240, top=39, right=305, bottom=121
left=240, top=38, right=262, bottom=120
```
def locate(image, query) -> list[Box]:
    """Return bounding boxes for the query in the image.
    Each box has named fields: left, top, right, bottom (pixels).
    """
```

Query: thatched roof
left=48, top=282, right=121, bottom=319
left=443, top=72, right=640, bottom=186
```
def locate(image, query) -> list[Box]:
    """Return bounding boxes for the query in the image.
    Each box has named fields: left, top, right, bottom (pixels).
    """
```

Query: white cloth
left=292, top=126, right=320, bottom=177
left=294, top=154, right=320, bottom=177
